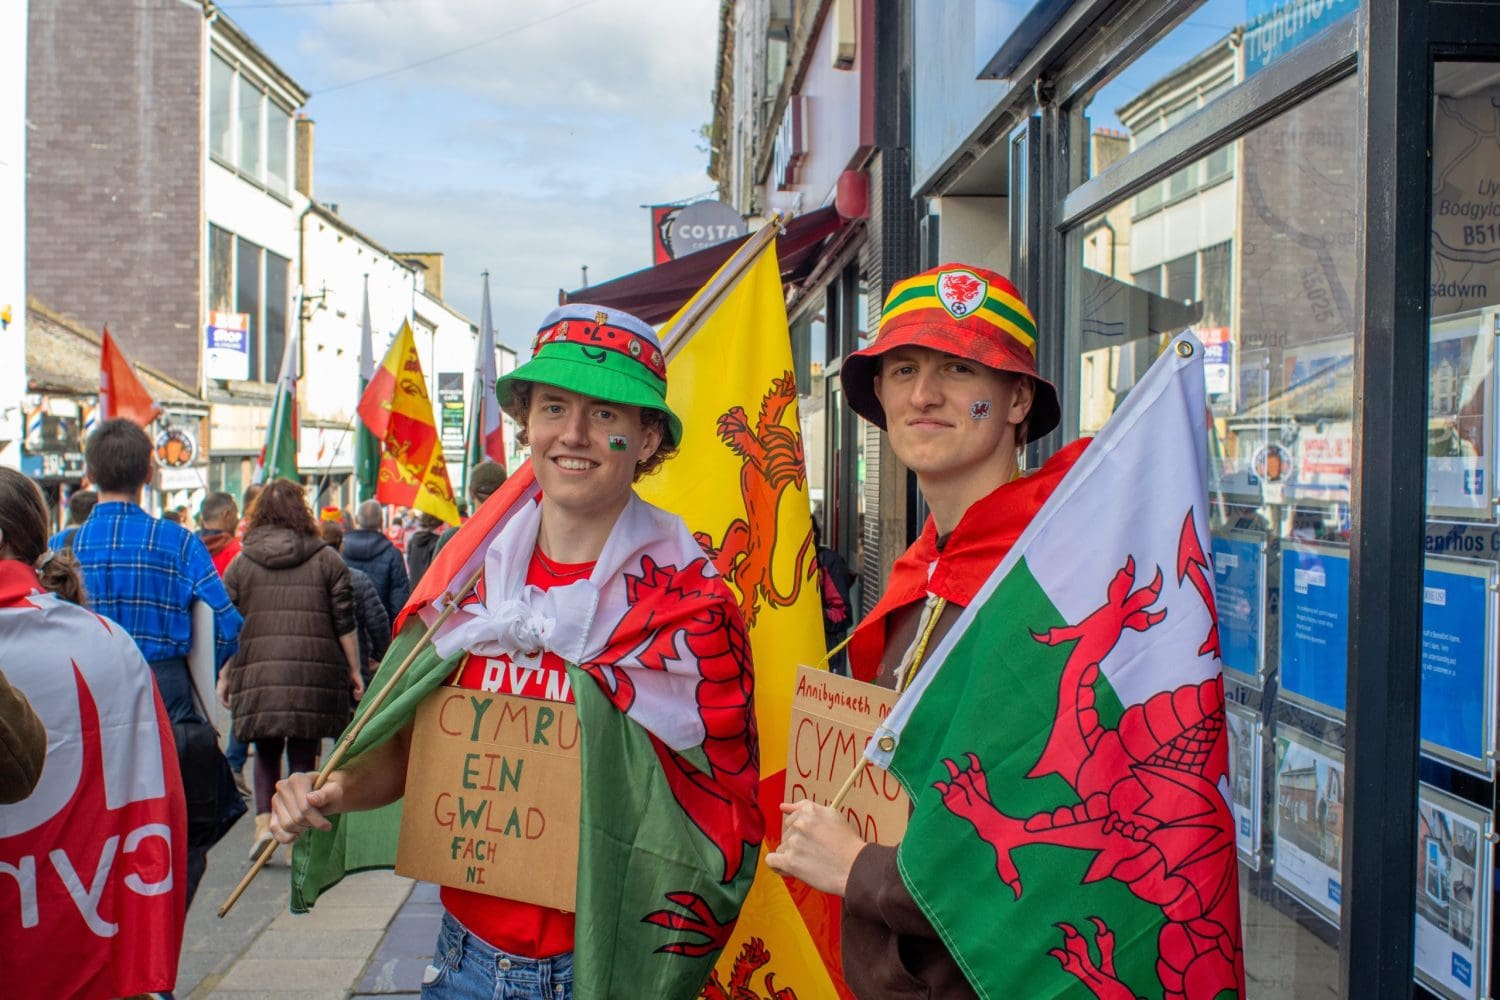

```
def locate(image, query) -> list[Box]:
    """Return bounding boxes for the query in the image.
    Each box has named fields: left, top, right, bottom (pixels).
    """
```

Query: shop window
left=209, top=53, right=234, bottom=163
left=236, top=237, right=263, bottom=381
left=208, top=225, right=233, bottom=314
left=1415, top=61, right=1500, bottom=1000
left=1068, top=73, right=1360, bottom=994
left=1081, top=0, right=1354, bottom=183
left=265, top=251, right=291, bottom=379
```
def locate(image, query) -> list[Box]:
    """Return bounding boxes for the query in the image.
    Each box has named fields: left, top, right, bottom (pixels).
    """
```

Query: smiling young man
left=766, top=264, right=1086, bottom=998
left=271, top=304, right=761, bottom=1000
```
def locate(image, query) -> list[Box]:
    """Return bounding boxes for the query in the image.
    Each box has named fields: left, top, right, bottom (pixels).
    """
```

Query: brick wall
left=27, top=0, right=204, bottom=387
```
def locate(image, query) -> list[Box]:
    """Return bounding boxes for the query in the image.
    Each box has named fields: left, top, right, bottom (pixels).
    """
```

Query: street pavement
left=178, top=798, right=437, bottom=998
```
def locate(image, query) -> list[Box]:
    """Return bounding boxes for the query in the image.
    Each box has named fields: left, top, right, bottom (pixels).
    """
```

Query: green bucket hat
left=496, top=303, right=683, bottom=447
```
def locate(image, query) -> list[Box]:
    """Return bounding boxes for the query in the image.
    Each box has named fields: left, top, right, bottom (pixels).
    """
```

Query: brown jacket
left=224, top=526, right=357, bottom=742
left=842, top=597, right=977, bottom=1000
left=0, top=667, right=46, bottom=804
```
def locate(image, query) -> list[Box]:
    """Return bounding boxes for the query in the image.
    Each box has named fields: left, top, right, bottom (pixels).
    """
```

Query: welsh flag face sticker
left=938, top=268, right=990, bottom=318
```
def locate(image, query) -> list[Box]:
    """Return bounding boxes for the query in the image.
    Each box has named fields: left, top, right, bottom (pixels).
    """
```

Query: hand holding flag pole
left=217, top=562, right=485, bottom=918
left=221, top=211, right=791, bottom=919
left=823, top=596, right=948, bottom=812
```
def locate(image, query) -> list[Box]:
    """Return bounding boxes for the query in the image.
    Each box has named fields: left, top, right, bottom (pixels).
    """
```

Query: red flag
left=99, top=328, right=162, bottom=427
left=0, top=562, right=187, bottom=998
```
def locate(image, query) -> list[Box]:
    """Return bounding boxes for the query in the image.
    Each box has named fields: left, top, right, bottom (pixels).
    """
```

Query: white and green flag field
left=866, top=333, right=1245, bottom=1000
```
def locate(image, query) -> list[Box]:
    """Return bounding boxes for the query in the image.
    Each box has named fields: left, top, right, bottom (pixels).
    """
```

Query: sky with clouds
left=220, top=0, right=720, bottom=351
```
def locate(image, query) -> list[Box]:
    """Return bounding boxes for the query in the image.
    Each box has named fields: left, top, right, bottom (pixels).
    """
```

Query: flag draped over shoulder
left=292, top=466, right=763, bottom=998
left=639, top=239, right=850, bottom=998
left=356, top=277, right=381, bottom=502
left=257, top=300, right=301, bottom=484
left=864, top=334, right=1245, bottom=999
left=0, top=564, right=187, bottom=1000
left=466, top=273, right=506, bottom=492
left=99, top=327, right=161, bottom=427
left=357, top=320, right=460, bottom=525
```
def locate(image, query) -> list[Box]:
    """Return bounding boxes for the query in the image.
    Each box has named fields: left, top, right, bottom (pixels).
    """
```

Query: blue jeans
left=225, top=728, right=248, bottom=772
left=422, top=911, right=573, bottom=1000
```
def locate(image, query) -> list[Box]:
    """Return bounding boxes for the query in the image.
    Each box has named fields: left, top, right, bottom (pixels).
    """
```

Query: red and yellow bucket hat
left=839, top=263, right=1060, bottom=442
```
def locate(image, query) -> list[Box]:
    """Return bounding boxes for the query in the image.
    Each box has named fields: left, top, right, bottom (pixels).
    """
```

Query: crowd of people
left=2, top=261, right=1073, bottom=999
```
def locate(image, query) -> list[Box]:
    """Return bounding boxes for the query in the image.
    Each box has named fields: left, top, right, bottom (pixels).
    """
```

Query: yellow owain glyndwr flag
left=639, top=237, right=851, bottom=999
left=356, top=320, right=461, bottom=525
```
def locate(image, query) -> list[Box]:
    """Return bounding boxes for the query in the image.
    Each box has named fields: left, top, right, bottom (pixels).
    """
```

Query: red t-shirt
left=439, top=547, right=593, bottom=958
left=210, top=537, right=241, bottom=577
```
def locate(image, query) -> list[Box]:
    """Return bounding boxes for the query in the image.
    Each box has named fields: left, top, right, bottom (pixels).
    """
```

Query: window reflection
left=1080, top=0, right=1356, bottom=182
left=1071, top=73, right=1360, bottom=998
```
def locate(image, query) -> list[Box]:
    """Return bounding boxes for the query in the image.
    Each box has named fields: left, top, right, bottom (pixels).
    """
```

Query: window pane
left=208, top=224, right=233, bottom=313
left=1165, top=252, right=1198, bottom=305
left=1080, top=0, right=1355, bottom=182
left=237, top=76, right=262, bottom=178
left=236, top=237, right=262, bottom=380
left=266, top=103, right=291, bottom=196
left=1418, top=62, right=1500, bottom=1000
left=264, top=251, right=290, bottom=381
left=209, top=54, right=234, bottom=162
left=1069, top=74, right=1361, bottom=995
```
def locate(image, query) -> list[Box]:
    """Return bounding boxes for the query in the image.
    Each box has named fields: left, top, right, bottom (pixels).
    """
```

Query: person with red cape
left=766, top=263, right=1087, bottom=998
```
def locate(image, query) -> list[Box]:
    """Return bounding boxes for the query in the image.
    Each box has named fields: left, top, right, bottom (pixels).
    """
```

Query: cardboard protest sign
left=785, top=665, right=908, bottom=844
left=396, top=687, right=580, bottom=910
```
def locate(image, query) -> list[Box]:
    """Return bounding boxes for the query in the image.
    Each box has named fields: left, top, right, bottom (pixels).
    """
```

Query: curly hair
left=246, top=478, right=319, bottom=536
left=501, top=380, right=679, bottom=481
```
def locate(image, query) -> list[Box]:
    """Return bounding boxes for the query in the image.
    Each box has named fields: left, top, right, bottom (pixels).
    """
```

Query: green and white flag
left=865, top=333, right=1245, bottom=999
left=291, top=465, right=762, bottom=998
left=355, top=276, right=381, bottom=502
left=256, top=289, right=301, bottom=484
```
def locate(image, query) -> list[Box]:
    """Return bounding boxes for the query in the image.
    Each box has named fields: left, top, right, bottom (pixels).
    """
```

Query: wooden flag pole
left=824, top=597, right=947, bottom=813
left=660, top=213, right=786, bottom=361
left=217, top=561, right=486, bottom=918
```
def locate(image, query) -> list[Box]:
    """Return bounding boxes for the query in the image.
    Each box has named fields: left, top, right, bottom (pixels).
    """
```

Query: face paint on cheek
left=608, top=435, right=629, bottom=451
left=970, top=400, right=992, bottom=420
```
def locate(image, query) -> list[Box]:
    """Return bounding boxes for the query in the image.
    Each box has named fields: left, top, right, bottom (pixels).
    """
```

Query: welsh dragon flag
left=0, top=563, right=187, bottom=999
left=290, top=466, right=762, bottom=998
left=863, top=333, right=1244, bottom=999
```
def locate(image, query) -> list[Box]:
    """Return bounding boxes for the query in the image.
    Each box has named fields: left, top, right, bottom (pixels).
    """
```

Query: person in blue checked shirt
left=71, top=417, right=244, bottom=905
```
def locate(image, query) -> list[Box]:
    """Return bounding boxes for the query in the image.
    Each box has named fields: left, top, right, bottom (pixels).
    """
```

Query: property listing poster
left=1213, top=533, right=1267, bottom=684
left=1426, top=308, right=1495, bottom=520
left=1226, top=703, right=1263, bottom=869
left=1279, top=543, right=1351, bottom=718
left=1420, top=557, right=1497, bottom=774
left=1415, top=785, right=1492, bottom=1000
left=1272, top=730, right=1345, bottom=925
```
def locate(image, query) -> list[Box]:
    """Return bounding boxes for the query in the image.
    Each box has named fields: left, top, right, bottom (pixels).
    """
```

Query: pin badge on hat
left=936, top=268, right=989, bottom=318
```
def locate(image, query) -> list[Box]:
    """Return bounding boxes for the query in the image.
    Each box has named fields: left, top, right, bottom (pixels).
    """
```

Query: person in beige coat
left=217, top=478, right=363, bottom=856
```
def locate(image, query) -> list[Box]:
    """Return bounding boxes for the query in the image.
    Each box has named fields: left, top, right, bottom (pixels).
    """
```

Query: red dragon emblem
left=932, top=509, right=1244, bottom=999
left=581, top=555, right=764, bottom=964
left=701, top=937, right=800, bottom=1000
left=938, top=270, right=986, bottom=317
left=694, top=372, right=817, bottom=627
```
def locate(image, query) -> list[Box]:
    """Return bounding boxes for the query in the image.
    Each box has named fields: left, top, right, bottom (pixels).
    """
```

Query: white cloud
left=301, top=0, right=718, bottom=124
left=269, top=0, right=724, bottom=344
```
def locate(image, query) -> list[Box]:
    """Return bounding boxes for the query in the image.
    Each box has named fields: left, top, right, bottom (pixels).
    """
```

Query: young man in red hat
left=767, top=263, right=1086, bottom=998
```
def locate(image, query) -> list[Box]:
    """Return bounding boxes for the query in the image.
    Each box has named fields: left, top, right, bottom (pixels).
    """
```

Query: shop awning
left=560, top=205, right=846, bottom=325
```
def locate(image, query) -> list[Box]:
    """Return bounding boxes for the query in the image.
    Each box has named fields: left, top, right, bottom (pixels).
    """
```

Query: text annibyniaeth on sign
left=785, top=665, right=909, bottom=845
